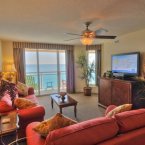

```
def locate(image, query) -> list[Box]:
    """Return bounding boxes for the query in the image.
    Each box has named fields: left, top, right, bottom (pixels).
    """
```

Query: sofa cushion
left=115, top=109, right=145, bottom=133
left=33, top=113, right=77, bottom=137
left=98, top=126, right=145, bottom=145
left=14, top=98, right=36, bottom=109
left=45, top=117, right=119, bottom=145
left=106, top=104, right=132, bottom=117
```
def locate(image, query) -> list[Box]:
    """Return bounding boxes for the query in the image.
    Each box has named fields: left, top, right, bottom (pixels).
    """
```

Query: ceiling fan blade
left=64, top=38, right=80, bottom=41
left=64, top=32, right=82, bottom=36
left=95, top=28, right=108, bottom=35
left=95, top=35, right=116, bottom=39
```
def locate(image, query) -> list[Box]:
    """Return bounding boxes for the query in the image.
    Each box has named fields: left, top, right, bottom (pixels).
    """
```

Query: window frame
left=87, top=50, right=97, bottom=86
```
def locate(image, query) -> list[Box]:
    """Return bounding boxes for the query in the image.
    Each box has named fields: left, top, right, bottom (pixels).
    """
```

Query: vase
left=59, top=92, right=67, bottom=102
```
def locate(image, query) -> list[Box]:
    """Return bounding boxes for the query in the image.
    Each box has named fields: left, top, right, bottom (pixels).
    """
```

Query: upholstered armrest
left=28, top=87, right=35, bottom=95
left=105, top=105, right=117, bottom=116
left=0, top=101, right=15, bottom=113
left=26, top=122, right=45, bottom=145
left=17, top=105, right=45, bottom=138
left=18, top=105, right=45, bottom=122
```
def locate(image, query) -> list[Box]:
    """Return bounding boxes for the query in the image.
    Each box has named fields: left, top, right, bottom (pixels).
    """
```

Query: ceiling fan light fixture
left=81, top=36, right=94, bottom=45
left=81, top=30, right=95, bottom=45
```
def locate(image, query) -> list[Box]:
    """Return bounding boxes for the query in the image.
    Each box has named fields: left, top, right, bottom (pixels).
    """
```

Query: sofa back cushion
left=45, top=117, right=119, bottom=145
left=115, top=109, right=145, bottom=133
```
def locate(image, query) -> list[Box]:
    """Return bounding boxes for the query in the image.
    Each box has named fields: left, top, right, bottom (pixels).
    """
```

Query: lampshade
left=81, top=37, right=94, bottom=45
left=3, top=63, right=16, bottom=72
left=80, top=31, right=95, bottom=45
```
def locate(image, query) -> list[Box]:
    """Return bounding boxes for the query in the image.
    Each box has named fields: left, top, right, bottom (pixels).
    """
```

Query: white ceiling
left=0, top=0, right=145, bottom=45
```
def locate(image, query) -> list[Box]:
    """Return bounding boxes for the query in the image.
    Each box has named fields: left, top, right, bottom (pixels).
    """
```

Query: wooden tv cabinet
left=98, top=77, right=145, bottom=109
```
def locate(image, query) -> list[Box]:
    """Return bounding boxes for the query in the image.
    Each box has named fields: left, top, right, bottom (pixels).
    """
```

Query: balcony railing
left=26, top=71, right=66, bottom=94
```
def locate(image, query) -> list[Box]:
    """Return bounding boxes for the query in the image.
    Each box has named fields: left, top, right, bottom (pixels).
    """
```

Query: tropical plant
left=76, top=53, right=95, bottom=87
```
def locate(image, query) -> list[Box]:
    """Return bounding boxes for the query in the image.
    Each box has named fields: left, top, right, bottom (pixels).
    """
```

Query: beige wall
left=0, top=40, right=2, bottom=71
left=1, top=41, right=13, bottom=68
left=102, top=28, right=145, bottom=78
left=74, top=45, right=86, bottom=92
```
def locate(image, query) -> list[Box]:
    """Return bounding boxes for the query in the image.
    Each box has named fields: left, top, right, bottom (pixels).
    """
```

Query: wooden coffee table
left=0, top=112, right=18, bottom=145
left=50, top=94, right=78, bottom=117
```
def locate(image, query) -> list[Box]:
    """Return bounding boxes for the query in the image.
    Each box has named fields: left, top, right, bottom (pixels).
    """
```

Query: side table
left=0, top=112, right=18, bottom=145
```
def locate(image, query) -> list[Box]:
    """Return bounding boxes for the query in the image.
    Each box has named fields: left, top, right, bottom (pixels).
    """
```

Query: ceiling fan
left=65, top=22, right=117, bottom=45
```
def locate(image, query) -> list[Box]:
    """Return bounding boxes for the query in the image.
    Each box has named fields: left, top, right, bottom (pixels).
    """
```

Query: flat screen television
left=111, top=52, right=140, bottom=77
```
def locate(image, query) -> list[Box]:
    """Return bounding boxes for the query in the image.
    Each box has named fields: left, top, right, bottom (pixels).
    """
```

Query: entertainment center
left=99, top=52, right=145, bottom=109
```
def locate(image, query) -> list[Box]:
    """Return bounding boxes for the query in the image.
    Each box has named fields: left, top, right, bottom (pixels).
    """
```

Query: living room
left=0, top=0, right=145, bottom=145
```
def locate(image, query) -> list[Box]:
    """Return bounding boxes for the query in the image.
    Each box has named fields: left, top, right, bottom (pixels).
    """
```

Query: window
left=88, top=50, right=96, bottom=85
left=25, top=49, right=66, bottom=96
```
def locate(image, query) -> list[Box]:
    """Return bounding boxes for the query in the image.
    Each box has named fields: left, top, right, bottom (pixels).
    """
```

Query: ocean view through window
left=25, top=49, right=66, bottom=95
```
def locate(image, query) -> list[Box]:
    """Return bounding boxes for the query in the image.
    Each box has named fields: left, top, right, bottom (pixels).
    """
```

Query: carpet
left=10, top=93, right=105, bottom=145
left=38, top=93, right=105, bottom=122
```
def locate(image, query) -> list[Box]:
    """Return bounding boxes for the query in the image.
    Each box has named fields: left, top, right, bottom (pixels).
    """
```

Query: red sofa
left=26, top=107, right=145, bottom=145
left=0, top=87, right=45, bottom=138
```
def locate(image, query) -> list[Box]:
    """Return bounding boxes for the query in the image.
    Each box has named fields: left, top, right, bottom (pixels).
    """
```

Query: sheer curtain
left=13, top=48, right=25, bottom=83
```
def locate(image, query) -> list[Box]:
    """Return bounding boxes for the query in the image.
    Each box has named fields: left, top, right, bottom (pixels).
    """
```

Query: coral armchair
left=0, top=87, right=45, bottom=138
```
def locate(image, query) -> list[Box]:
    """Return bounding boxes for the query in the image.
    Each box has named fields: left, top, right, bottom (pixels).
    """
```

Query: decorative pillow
left=33, top=113, right=77, bottom=137
left=17, top=82, right=28, bottom=96
left=106, top=104, right=132, bottom=118
left=14, top=98, right=37, bottom=109
left=0, top=80, right=17, bottom=101
left=1, top=93, right=12, bottom=107
left=0, top=101, right=14, bottom=113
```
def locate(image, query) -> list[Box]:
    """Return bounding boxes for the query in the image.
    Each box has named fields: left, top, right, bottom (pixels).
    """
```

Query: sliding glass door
left=25, top=49, right=66, bottom=96
left=25, top=49, right=39, bottom=95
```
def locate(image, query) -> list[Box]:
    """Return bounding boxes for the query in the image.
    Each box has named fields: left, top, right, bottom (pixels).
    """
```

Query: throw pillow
left=14, top=98, right=36, bottom=109
left=17, top=82, right=28, bottom=96
left=1, top=93, right=12, bottom=107
left=33, top=113, right=77, bottom=137
left=0, top=80, right=17, bottom=101
left=106, top=104, right=132, bottom=118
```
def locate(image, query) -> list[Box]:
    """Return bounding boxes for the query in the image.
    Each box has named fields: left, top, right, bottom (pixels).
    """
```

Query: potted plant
left=76, top=53, right=95, bottom=96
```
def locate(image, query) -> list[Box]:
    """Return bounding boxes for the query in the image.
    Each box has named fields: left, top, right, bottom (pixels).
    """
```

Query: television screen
left=112, top=52, right=140, bottom=76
